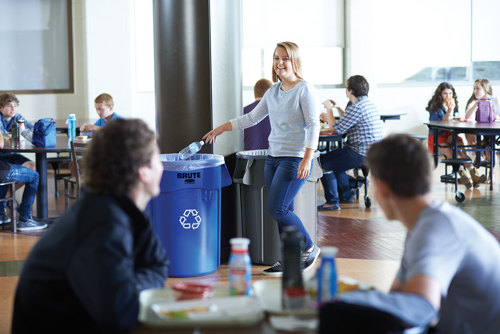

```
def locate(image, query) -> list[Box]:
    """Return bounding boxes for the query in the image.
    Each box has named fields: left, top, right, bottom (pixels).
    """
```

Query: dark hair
left=426, top=82, right=459, bottom=115
left=83, top=118, right=156, bottom=196
left=0, top=92, right=19, bottom=108
left=253, top=78, right=273, bottom=99
left=366, top=134, right=432, bottom=198
left=346, top=75, right=369, bottom=97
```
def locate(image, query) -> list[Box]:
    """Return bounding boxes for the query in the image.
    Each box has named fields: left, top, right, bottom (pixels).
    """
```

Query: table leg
left=35, top=152, right=48, bottom=219
left=433, top=131, right=438, bottom=167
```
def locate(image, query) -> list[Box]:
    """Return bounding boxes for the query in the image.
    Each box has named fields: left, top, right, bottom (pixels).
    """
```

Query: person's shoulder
left=112, top=112, right=123, bottom=119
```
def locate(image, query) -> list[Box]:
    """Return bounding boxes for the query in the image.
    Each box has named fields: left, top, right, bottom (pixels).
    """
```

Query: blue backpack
left=32, top=118, right=57, bottom=147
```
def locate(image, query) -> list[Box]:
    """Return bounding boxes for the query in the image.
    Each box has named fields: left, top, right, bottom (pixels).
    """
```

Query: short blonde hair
left=94, top=93, right=114, bottom=108
left=271, top=41, right=303, bottom=83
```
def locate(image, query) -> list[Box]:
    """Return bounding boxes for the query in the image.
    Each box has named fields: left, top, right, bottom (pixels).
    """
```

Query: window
left=241, top=0, right=345, bottom=87
left=0, top=0, right=73, bottom=93
left=361, top=0, right=500, bottom=84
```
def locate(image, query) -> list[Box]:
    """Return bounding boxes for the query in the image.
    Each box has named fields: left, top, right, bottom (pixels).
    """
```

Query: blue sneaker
left=17, top=218, right=47, bottom=231
left=0, top=213, right=11, bottom=225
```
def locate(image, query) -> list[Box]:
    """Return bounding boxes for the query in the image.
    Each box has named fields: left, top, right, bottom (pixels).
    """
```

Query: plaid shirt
left=333, top=96, right=383, bottom=156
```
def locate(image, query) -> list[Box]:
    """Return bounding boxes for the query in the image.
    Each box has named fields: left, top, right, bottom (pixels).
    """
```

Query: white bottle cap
left=230, top=237, right=250, bottom=250
left=321, top=246, right=338, bottom=257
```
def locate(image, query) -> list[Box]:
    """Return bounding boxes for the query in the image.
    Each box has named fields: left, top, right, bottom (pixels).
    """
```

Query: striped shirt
left=334, top=96, right=383, bottom=156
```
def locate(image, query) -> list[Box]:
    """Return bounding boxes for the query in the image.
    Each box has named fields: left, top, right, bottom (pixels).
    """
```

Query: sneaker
left=302, top=245, right=321, bottom=272
left=17, top=218, right=47, bottom=231
left=0, top=210, right=11, bottom=225
left=262, top=261, right=284, bottom=276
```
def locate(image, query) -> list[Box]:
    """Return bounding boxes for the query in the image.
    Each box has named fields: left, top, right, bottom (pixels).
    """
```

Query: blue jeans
left=264, top=156, right=313, bottom=250
left=0, top=164, right=39, bottom=221
left=320, top=147, right=365, bottom=205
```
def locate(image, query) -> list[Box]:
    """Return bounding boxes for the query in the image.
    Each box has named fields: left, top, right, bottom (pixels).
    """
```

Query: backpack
left=476, top=98, right=496, bottom=123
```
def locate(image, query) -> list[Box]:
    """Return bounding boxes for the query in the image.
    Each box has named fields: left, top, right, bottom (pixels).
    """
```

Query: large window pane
left=367, top=0, right=471, bottom=83
left=472, top=0, right=500, bottom=80
left=242, top=0, right=344, bottom=86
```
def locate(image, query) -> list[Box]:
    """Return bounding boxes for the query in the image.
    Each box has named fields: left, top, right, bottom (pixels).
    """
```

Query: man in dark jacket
left=12, top=119, right=168, bottom=333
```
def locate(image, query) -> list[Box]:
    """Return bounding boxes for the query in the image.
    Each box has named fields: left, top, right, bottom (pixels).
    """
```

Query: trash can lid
left=236, top=149, right=320, bottom=159
left=160, top=153, right=225, bottom=171
left=236, top=149, right=268, bottom=159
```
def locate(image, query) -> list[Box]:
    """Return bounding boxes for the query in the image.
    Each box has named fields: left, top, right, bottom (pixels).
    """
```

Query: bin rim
left=160, top=153, right=225, bottom=171
left=236, top=149, right=269, bottom=160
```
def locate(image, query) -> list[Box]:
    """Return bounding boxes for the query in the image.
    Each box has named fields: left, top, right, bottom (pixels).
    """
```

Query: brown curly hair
left=83, top=118, right=157, bottom=196
left=426, top=82, right=459, bottom=115
left=0, top=92, right=19, bottom=108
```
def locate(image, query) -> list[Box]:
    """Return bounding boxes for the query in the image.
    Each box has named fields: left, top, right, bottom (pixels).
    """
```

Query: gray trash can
left=233, top=150, right=322, bottom=265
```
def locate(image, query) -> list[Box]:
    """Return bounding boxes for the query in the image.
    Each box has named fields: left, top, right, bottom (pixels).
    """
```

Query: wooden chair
left=63, top=140, right=89, bottom=209
left=0, top=181, right=17, bottom=233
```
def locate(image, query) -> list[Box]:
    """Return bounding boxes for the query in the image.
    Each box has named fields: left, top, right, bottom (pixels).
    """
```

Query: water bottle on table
left=317, top=246, right=338, bottom=303
left=281, top=226, right=307, bottom=310
left=229, top=238, right=252, bottom=296
left=67, top=114, right=76, bottom=142
left=179, top=140, right=204, bottom=160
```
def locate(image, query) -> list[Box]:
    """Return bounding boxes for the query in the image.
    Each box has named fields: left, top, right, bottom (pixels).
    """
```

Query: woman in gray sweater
left=204, top=41, right=320, bottom=276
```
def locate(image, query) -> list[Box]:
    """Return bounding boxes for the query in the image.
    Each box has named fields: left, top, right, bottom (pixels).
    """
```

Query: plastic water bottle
left=11, top=120, right=20, bottom=148
left=317, top=246, right=338, bottom=303
left=21, top=128, right=33, bottom=143
left=281, top=227, right=307, bottom=310
left=229, top=238, right=251, bottom=296
left=179, top=140, right=204, bottom=160
left=67, top=114, right=76, bottom=142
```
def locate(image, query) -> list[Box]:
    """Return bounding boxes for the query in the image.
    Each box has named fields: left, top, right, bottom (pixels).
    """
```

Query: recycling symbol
left=179, top=209, right=202, bottom=230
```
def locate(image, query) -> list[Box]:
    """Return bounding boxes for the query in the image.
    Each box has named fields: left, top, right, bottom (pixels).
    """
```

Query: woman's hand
left=297, top=148, right=315, bottom=179
left=202, top=122, right=232, bottom=144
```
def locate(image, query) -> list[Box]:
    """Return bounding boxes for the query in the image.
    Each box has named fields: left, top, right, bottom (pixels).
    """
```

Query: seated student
left=463, top=79, right=498, bottom=181
left=12, top=119, right=168, bottom=333
left=0, top=92, right=36, bottom=171
left=317, top=75, right=383, bottom=211
left=243, top=78, right=273, bottom=150
left=0, top=137, right=45, bottom=230
left=80, top=93, right=122, bottom=132
left=426, top=82, right=486, bottom=188
left=322, top=134, right=500, bottom=333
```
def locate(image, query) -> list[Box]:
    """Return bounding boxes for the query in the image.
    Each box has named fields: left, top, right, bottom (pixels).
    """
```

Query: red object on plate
left=172, top=283, right=213, bottom=301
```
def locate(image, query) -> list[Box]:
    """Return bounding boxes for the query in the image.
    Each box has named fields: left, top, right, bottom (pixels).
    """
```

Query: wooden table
left=1, top=135, right=72, bottom=219
left=425, top=120, right=500, bottom=191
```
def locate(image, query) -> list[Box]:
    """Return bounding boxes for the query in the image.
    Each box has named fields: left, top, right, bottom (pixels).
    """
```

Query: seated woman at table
left=463, top=79, right=498, bottom=181
left=426, top=82, right=486, bottom=188
left=80, top=93, right=123, bottom=133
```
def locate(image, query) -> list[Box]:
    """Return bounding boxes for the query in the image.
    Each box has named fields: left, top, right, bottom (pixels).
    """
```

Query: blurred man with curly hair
left=12, top=119, right=168, bottom=333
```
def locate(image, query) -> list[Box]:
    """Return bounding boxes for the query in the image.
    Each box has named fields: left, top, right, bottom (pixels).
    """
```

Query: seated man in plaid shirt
left=318, top=75, right=383, bottom=211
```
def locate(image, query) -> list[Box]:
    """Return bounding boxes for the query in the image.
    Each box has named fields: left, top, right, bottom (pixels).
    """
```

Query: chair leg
left=10, top=182, right=16, bottom=233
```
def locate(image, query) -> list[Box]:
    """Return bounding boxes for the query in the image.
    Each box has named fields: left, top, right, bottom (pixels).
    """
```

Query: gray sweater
left=231, top=80, right=320, bottom=158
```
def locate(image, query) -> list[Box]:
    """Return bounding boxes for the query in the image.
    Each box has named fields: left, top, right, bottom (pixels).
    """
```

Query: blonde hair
left=94, top=93, right=114, bottom=108
left=271, top=41, right=303, bottom=82
left=466, top=79, right=493, bottom=108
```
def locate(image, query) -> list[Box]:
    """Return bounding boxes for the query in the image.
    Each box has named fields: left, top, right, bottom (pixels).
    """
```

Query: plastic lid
left=321, top=246, right=338, bottom=257
left=230, top=237, right=250, bottom=250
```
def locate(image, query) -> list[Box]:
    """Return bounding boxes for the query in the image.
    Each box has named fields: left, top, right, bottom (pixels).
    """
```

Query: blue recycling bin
left=148, top=154, right=232, bottom=277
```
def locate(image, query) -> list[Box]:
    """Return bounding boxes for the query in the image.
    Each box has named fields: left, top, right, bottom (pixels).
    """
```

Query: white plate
left=252, top=280, right=317, bottom=316
left=139, top=288, right=264, bottom=328
left=253, top=277, right=373, bottom=316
